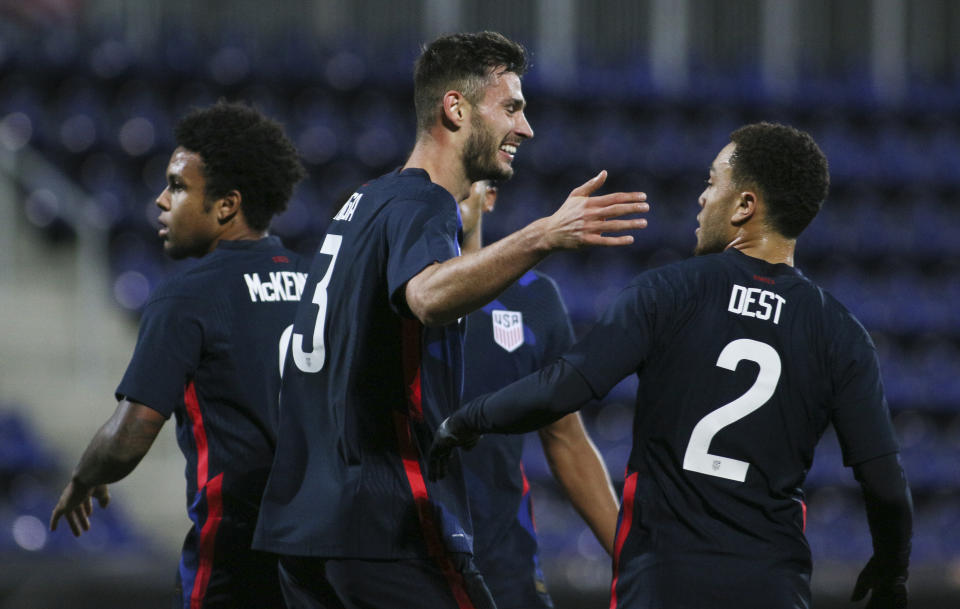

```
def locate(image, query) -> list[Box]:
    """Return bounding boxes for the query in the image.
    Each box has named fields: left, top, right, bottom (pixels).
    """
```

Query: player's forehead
left=710, top=142, right=737, bottom=177
left=479, top=68, right=525, bottom=108
left=167, top=146, right=205, bottom=182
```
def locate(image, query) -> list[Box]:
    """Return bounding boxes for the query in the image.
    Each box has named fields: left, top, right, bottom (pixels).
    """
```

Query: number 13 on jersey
left=683, top=339, right=782, bottom=482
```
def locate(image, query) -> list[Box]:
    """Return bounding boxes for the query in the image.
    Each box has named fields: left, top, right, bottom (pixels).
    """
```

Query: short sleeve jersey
left=563, top=248, right=899, bottom=572
left=116, top=237, right=308, bottom=533
left=461, top=271, right=574, bottom=583
left=254, top=168, right=469, bottom=559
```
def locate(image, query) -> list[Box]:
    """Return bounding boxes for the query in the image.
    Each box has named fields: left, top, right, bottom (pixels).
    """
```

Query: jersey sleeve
left=828, top=306, right=900, bottom=466
left=115, top=291, right=204, bottom=418
left=562, top=273, right=672, bottom=398
left=384, top=196, right=460, bottom=316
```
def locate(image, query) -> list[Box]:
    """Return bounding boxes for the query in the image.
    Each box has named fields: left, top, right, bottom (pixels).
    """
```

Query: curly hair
left=729, top=122, right=830, bottom=239
left=413, top=31, right=529, bottom=134
left=174, top=101, right=306, bottom=231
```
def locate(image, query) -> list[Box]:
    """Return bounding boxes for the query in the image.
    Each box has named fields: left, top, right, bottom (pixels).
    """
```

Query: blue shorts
left=173, top=526, right=283, bottom=609
left=475, top=524, right=553, bottom=609
left=610, top=554, right=811, bottom=609
left=278, top=554, right=496, bottom=609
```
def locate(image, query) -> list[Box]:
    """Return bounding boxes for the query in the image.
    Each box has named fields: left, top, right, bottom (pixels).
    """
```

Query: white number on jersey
left=289, top=234, right=343, bottom=373
left=682, top=338, right=782, bottom=482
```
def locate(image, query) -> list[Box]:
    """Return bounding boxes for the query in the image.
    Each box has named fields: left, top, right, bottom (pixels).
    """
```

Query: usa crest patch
left=491, top=310, right=524, bottom=352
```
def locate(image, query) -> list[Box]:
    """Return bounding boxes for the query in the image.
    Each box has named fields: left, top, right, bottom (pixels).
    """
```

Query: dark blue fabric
left=461, top=271, right=571, bottom=608
left=279, top=555, right=495, bottom=609
left=468, top=248, right=899, bottom=604
left=255, top=168, right=472, bottom=559
left=116, top=236, right=305, bottom=607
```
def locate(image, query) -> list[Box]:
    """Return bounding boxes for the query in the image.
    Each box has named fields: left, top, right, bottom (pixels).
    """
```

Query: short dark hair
left=413, top=31, right=529, bottom=133
left=729, top=122, right=829, bottom=239
left=174, top=101, right=306, bottom=231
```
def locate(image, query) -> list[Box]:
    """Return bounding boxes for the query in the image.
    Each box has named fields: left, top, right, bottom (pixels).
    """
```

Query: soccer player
left=458, top=180, right=619, bottom=608
left=253, top=31, right=648, bottom=609
left=430, top=123, right=913, bottom=609
left=50, top=101, right=308, bottom=609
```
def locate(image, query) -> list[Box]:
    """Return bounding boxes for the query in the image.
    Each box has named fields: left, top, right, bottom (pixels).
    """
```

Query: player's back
left=255, top=168, right=472, bottom=559
left=119, top=236, right=307, bottom=523
left=565, top=248, right=895, bottom=607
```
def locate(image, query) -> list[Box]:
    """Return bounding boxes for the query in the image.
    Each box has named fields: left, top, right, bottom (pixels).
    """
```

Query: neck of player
left=403, top=133, right=473, bottom=202
left=727, top=230, right=796, bottom=267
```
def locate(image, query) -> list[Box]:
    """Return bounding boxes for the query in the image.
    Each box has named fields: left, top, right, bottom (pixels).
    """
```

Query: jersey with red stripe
left=254, top=168, right=472, bottom=560
left=560, top=248, right=899, bottom=606
left=461, top=271, right=574, bottom=608
left=115, top=236, right=307, bottom=607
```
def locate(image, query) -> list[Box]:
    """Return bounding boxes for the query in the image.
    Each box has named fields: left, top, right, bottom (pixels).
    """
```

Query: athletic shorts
left=610, top=553, right=811, bottom=609
left=173, top=526, right=283, bottom=609
left=278, top=553, right=496, bottom=609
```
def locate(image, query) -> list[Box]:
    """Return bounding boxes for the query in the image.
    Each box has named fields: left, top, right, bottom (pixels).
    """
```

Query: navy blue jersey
left=115, top=237, right=307, bottom=605
left=461, top=270, right=574, bottom=607
left=561, top=248, right=898, bottom=605
left=254, top=168, right=470, bottom=559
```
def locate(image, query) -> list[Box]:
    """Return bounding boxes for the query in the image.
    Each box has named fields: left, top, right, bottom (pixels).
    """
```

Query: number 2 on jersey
left=682, top=339, right=781, bottom=482
left=288, top=234, right=342, bottom=373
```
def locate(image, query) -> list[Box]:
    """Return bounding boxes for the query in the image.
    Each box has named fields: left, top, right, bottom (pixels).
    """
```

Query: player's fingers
left=82, top=496, right=93, bottom=517
left=94, top=485, right=111, bottom=508
left=583, top=235, right=636, bottom=247
left=66, top=511, right=82, bottom=537
left=585, top=218, right=648, bottom=235
left=428, top=447, right=449, bottom=481
left=588, top=202, right=649, bottom=221
left=49, top=509, right=62, bottom=532
left=585, top=191, right=646, bottom=210
left=567, top=171, right=607, bottom=197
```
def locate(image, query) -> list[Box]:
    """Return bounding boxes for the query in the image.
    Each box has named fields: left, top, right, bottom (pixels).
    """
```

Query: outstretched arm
left=539, top=413, right=619, bottom=555
left=50, top=399, right=166, bottom=536
left=406, top=172, right=648, bottom=326
left=850, top=453, right=913, bottom=609
left=429, top=358, right=595, bottom=480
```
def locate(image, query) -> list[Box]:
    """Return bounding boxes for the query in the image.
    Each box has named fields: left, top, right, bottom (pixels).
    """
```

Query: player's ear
left=441, top=90, right=468, bottom=130
left=215, top=190, right=242, bottom=225
left=731, top=190, right=757, bottom=225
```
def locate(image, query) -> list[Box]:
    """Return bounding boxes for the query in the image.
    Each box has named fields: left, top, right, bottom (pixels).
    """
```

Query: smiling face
left=695, top=142, right=740, bottom=256
left=462, top=69, right=533, bottom=183
left=155, top=147, right=220, bottom=259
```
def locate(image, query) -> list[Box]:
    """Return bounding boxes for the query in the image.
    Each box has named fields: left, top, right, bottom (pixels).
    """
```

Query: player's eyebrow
left=505, top=97, right=526, bottom=111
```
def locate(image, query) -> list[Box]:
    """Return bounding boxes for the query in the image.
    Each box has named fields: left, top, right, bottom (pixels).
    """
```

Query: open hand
left=539, top=171, right=649, bottom=251
left=50, top=480, right=111, bottom=537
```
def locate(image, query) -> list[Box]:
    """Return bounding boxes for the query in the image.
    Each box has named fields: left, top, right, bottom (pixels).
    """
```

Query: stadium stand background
left=1, top=0, right=958, bottom=607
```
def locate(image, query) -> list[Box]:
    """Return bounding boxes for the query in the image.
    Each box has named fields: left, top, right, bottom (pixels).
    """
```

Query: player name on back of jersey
left=727, top=283, right=785, bottom=325
left=243, top=271, right=308, bottom=303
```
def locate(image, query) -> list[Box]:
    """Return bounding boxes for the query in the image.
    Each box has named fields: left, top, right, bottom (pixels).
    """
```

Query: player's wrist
left=70, top=472, right=96, bottom=494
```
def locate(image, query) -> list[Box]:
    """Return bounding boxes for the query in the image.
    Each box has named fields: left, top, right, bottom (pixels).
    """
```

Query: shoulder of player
left=362, top=170, right=456, bottom=212
left=498, top=270, right=566, bottom=307
left=149, top=244, right=302, bottom=304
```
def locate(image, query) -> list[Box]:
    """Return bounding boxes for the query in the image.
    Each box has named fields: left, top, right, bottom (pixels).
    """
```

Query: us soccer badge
left=492, top=309, right=524, bottom=352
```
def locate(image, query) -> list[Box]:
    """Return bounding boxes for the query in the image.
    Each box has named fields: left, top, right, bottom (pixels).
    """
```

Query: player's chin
left=163, top=241, right=189, bottom=260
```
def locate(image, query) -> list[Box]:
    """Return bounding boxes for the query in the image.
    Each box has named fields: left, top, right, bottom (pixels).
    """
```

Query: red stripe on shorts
left=184, top=382, right=224, bottom=609
left=609, top=471, right=639, bottom=609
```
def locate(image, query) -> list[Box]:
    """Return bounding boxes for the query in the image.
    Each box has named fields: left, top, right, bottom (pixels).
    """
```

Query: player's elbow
left=404, top=270, right=458, bottom=327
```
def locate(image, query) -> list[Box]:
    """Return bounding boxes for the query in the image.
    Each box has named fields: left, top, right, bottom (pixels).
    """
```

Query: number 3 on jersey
left=683, top=339, right=781, bottom=482
left=279, top=234, right=343, bottom=374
